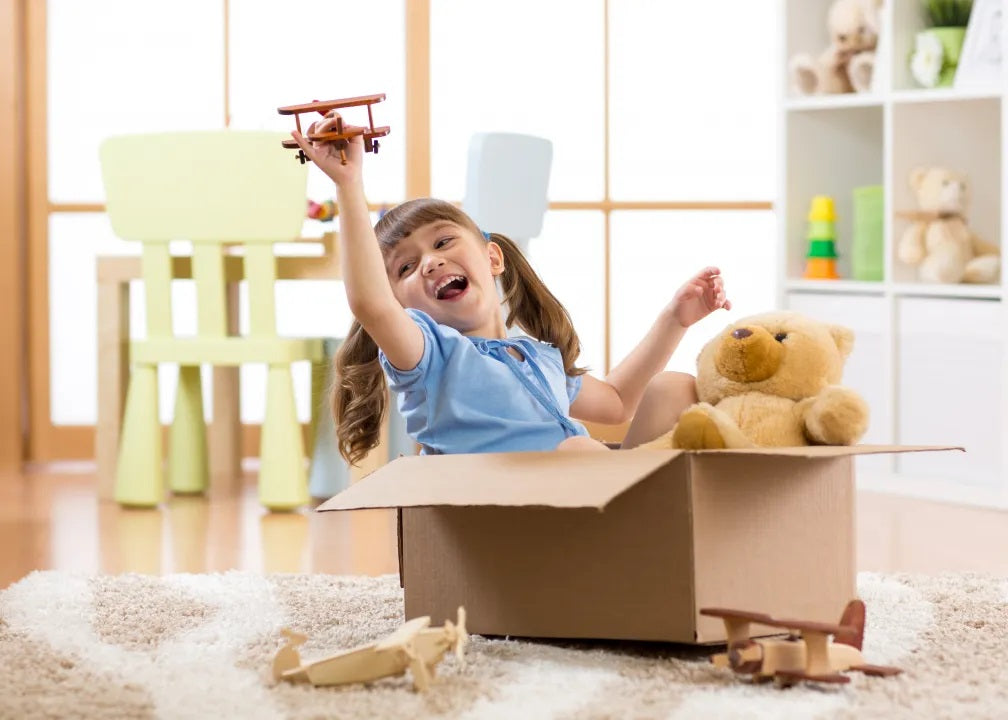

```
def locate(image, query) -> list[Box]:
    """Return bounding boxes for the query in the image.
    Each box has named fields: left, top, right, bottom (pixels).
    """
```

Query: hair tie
left=481, top=231, right=492, bottom=241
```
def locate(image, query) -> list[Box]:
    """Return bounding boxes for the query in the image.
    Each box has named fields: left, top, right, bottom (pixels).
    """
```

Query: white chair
left=462, top=132, right=553, bottom=256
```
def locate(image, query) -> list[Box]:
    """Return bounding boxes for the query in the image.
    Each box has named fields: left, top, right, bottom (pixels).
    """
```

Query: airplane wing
left=375, top=616, right=432, bottom=651
left=700, top=607, right=776, bottom=647
left=277, top=93, right=386, bottom=116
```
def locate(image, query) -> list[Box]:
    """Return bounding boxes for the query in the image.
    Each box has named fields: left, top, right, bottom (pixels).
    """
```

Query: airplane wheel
left=773, top=674, right=795, bottom=689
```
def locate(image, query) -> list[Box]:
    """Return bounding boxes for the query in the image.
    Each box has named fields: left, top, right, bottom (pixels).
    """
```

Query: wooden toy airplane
left=272, top=607, right=468, bottom=692
left=277, top=93, right=390, bottom=165
left=700, top=600, right=902, bottom=688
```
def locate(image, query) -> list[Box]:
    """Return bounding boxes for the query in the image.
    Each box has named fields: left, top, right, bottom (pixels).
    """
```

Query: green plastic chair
left=99, top=130, right=325, bottom=511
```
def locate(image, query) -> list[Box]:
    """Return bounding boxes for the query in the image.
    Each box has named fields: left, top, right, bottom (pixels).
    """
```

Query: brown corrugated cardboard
left=317, top=445, right=962, bottom=644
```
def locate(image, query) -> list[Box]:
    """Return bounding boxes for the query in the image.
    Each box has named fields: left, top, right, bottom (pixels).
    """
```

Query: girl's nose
left=422, top=256, right=446, bottom=275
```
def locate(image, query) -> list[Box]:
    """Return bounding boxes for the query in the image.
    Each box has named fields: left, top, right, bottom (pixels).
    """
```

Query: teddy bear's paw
left=847, top=51, right=875, bottom=92
left=788, top=54, right=819, bottom=95
left=672, top=406, right=726, bottom=450
left=804, top=386, right=869, bottom=446
left=963, top=255, right=1000, bottom=284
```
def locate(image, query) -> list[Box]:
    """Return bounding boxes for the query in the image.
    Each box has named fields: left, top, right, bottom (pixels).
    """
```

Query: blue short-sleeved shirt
left=378, top=308, right=589, bottom=454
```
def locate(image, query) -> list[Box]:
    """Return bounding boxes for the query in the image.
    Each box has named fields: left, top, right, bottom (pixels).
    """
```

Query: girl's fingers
left=290, top=131, right=318, bottom=163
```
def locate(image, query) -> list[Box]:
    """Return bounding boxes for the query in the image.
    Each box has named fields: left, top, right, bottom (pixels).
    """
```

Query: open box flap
left=316, top=449, right=684, bottom=511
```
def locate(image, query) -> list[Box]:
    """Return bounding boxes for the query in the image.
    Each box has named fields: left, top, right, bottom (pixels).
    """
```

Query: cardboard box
left=318, top=445, right=959, bottom=644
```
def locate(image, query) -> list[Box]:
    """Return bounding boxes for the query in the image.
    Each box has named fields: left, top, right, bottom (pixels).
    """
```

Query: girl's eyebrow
left=384, top=246, right=408, bottom=272
left=384, top=236, right=421, bottom=273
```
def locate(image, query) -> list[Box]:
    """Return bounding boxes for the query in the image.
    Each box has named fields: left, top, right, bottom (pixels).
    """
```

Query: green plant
left=922, top=0, right=973, bottom=27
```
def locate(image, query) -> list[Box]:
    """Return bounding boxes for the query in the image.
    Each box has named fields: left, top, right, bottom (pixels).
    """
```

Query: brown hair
left=333, top=198, right=585, bottom=465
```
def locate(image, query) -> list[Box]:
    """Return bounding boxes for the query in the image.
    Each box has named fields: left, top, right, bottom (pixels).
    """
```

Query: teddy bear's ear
left=830, top=324, right=855, bottom=359
left=909, top=166, right=930, bottom=192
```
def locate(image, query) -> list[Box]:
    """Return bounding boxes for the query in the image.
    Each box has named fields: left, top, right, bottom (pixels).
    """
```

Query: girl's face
left=384, top=220, right=505, bottom=336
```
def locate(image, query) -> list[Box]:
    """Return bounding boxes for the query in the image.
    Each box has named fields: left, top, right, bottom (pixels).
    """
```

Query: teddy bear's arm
left=797, top=386, right=869, bottom=446
left=897, top=222, right=927, bottom=266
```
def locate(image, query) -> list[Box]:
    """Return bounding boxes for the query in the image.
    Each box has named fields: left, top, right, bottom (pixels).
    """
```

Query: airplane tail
left=835, top=599, right=866, bottom=650
left=272, top=628, right=307, bottom=682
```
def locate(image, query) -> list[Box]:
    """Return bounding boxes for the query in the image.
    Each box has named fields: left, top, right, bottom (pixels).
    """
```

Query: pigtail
left=492, top=233, right=586, bottom=377
left=332, top=319, right=388, bottom=466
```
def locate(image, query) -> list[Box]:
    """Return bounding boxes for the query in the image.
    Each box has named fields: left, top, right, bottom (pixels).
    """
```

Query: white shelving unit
left=778, top=0, right=1008, bottom=508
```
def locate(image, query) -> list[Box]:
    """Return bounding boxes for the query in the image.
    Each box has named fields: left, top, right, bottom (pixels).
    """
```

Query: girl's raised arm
left=290, top=127, right=423, bottom=371
left=570, top=267, right=730, bottom=423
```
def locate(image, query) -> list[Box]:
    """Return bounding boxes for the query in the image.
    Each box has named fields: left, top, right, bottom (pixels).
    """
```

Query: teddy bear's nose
left=732, top=328, right=753, bottom=339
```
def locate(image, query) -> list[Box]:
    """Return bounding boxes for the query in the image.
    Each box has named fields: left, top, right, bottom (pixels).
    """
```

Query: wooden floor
left=3, top=465, right=1007, bottom=589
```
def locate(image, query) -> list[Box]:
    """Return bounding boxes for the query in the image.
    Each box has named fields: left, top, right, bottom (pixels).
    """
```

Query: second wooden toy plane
left=272, top=607, right=468, bottom=692
left=700, top=599, right=902, bottom=688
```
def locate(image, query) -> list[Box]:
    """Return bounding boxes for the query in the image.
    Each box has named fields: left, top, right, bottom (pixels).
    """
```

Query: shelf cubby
left=785, top=106, right=884, bottom=282
left=890, top=97, right=1001, bottom=285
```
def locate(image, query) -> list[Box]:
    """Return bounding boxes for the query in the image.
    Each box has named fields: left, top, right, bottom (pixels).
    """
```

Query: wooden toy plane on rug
left=277, top=93, right=390, bottom=165
left=272, top=607, right=468, bottom=692
left=700, top=600, right=901, bottom=688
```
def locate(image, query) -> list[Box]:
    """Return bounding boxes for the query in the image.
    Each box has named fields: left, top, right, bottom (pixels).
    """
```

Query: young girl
left=291, top=125, right=731, bottom=465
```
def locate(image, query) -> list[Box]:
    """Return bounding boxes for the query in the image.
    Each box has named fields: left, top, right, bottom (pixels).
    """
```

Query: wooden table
left=93, top=236, right=386, bottom=502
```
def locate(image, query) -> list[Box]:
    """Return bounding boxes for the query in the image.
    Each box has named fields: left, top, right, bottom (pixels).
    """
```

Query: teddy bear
left=897, top=166, right=1000, bottom=284
left=788, top=0, right=882, bottom=95
left=640, top=312, right=869, bottom=450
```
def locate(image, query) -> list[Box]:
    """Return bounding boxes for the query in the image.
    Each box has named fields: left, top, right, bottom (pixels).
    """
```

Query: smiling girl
left=291, top=124, right=731, bottom=465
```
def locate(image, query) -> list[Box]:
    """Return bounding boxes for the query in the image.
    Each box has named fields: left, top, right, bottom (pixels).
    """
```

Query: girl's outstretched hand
left=668, top=267, right=731, bottom=328
left=289, top=118, right=365, bottom=188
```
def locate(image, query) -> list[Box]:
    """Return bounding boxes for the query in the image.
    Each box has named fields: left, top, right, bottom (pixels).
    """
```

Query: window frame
left=16, top=0, right=771, bottom=462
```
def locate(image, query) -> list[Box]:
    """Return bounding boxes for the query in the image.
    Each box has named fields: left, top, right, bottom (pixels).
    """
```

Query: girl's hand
left=289, top=117, right=365, bottom=188
left=667, top=266, right=731, bottom=328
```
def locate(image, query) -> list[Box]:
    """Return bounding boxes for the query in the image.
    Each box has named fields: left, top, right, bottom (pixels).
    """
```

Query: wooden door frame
left=0, top=0, right=27, bottom=471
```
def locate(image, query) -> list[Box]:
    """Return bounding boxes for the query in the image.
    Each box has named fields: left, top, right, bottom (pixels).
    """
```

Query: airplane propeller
left=444, top=606, right=469, bottom=667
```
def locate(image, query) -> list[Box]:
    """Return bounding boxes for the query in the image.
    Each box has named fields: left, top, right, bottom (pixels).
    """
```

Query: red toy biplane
left=277, top=93, right=390, bottom=165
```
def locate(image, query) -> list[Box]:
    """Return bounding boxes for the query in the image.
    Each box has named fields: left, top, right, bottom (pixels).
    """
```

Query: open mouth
left=434, top=275, right=469, bottom=300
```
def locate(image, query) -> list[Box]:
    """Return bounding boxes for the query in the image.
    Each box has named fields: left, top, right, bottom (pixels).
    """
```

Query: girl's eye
left=435, top=237, right=453, bottom=249
left=398, top=263, right=413, bottom=277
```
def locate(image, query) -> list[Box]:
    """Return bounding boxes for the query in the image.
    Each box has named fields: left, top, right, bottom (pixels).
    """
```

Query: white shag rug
left=2, top=570, right=1007, bottom=719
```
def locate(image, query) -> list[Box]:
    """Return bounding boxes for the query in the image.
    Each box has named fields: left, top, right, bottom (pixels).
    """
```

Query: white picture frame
left=954, top=0, right=1003, bottom=89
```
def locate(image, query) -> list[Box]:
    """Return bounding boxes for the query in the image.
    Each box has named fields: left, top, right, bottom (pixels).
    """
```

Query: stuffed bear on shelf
left=640, top=312, right=869, bottom=450
left=788, top=0, right=882, bottom=95
left=897, top=166, right=1001, bottom=284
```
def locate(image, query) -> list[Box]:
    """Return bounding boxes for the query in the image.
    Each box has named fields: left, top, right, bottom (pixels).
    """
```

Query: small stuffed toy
left=788, top=0, right=881, bottom=95
left=641, top=312, right=869, bottom=450
left=897, top=166, right=1000, bottom=284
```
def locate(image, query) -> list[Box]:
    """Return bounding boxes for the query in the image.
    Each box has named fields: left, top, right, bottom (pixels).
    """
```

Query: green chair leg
left=115, top=364, right=164, bottom=507
left=259, top=364, right=308, bottom=511
left=168, top=364, right=209, bottom=494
